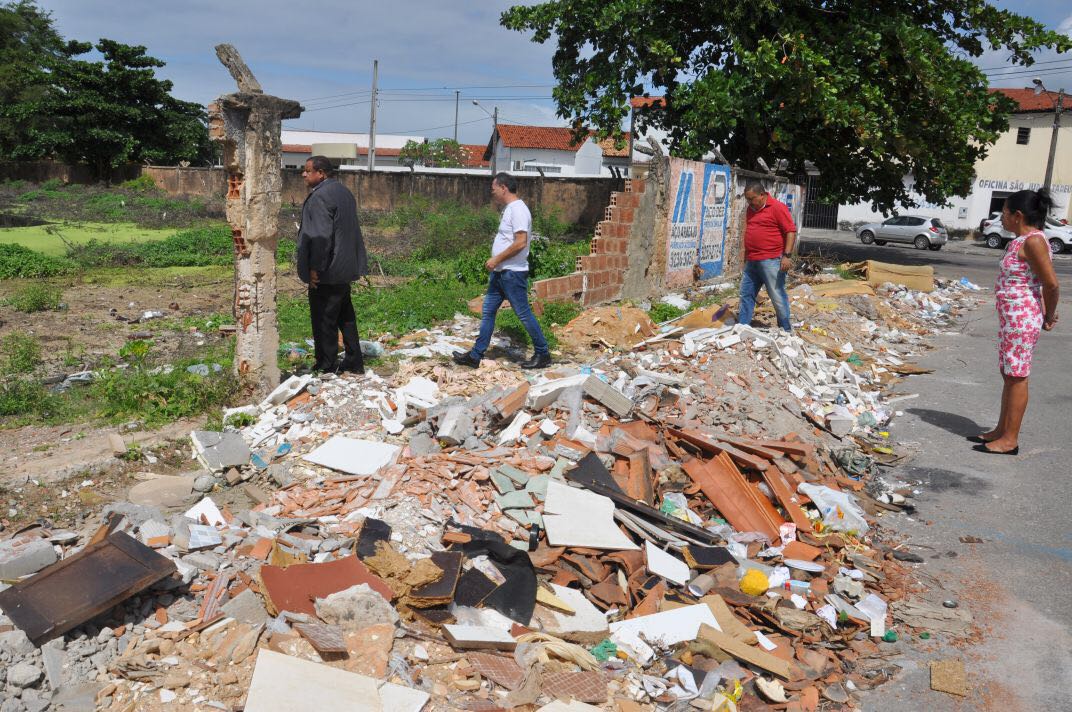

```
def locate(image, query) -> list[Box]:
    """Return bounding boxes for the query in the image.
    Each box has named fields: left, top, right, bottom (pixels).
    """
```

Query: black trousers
left=308, top=283, right=363, bottom=371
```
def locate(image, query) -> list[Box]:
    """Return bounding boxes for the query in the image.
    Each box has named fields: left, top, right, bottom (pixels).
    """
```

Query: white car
left=981, top=212, right=1072, bottom=253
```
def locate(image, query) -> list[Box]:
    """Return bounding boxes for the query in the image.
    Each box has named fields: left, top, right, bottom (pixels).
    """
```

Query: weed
left=0, top=243, right=74, bottom=278
left=648, top=302, right=687, bottom=323
left=0, top=379, right=58, bottom=417
left=1, top=332, right=41, bottom=374
left=528, top=237, right=590, bottom=281
left=496, top=299, right=581, bottom=351
left=225, top=412, right=256, bottom=428
left=90, top=362, right=239, bottom=427
left=2, top=179, right=26, bottom=190
left=64, top=225, right=297, bottom=269
left=120, top=444, right=143, bottom=462
left=120, top=175, right=159, bottom=193
left=40, top=178, right=64, bottom=192
left=3, top=283, right=63, bottom=312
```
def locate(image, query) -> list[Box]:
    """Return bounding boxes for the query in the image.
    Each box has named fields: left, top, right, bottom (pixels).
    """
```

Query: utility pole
left=453, top=90, right=460, bottom=142
left=491, top=106, right=498, bottom=175
left=368, top=59, right=378, bottom=172
left=1043, top=88, right=1065, bottom=194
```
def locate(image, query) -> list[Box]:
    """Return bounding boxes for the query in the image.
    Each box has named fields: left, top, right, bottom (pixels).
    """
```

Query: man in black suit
left=296, top=155, right=369, bottom=373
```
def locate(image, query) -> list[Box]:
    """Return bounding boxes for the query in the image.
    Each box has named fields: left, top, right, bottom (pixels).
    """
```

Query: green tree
left=3, top=31, right=212, bottom=176
left=0, top=0, right=66, bottom=156
left=502, top=1, right=1071, bottom=211
left=398, top=138, right=467, bottom=168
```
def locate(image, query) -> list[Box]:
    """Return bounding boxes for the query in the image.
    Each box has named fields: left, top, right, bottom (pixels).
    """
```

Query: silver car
left=855, top=215, right=949, bottom=251
left=980, top=211, right=1072, bottom=254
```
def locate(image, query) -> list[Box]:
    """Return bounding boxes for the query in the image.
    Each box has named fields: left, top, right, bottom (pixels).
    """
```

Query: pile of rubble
left=0, top=268, right=983, bottom=711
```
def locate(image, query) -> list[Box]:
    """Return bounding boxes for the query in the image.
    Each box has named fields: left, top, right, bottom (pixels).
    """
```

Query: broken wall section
left=533, top=155, right=804, bottom=306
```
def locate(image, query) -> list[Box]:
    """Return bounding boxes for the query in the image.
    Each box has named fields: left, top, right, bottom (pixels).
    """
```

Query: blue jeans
left=738, top=258, right=791, bottom=331
left=471, top=270, right=549, bottom=359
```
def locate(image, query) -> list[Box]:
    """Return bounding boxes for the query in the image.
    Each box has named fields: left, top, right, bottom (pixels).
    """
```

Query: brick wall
left=533, top=178, right=644, bottom=305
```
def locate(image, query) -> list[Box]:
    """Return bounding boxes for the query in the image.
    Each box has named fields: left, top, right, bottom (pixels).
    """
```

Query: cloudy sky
left=37, top=0, right=1072, bottom=146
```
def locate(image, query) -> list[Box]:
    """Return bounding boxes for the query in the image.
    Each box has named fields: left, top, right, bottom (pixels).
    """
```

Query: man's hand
left=485, top=258, right=497, bottom=271
left=310, top=269, right=320, bottom=288
left=780, top=256, right=793, bottom=272
left=1044, top=312, right=1059, bottom=331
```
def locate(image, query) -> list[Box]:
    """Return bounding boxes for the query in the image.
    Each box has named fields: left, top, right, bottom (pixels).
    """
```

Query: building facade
left=485, top=125, right=631, bottom=176
left=838, top=88, right=1071, bottom=230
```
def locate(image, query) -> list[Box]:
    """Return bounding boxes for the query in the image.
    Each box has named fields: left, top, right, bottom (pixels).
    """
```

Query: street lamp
left=473, top=100, right=499, bottom=174
left=1032, top=78, right=1066, bottom=194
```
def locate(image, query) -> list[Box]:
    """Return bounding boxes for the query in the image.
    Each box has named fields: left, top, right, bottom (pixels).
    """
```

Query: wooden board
left=0, top=532, right=176, bottom=645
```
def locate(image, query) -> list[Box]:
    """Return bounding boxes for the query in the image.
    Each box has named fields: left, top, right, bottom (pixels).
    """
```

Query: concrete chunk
left=527, top=374, right=588, bottom=410
left=0, top=535, right=58, bottom=580
left=127, top=477, right=195, bottom=508
left=221, top=588, right=268, bottom=626
left=436, top=405, right=474, bottom=446
left=303, top=437, right=401, bottom=476
left=582, top=375, right=633, bottom=418
left=191, top=430, right=251, bottom=472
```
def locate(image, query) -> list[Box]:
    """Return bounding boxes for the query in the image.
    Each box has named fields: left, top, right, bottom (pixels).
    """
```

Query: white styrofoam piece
left=244, top=649, right=385, bottom=712
left=184, top=497, right=226, bottom=527
left=645, top=541, right=691, bottom=586
left=609, top=603, right=720, bottom=664
left=542, top=584, right=609, bottom=636
left=303, top=436, right=401, bottom=476
left=442, top=624, right=516, bottom=646
left=497, top=411, right=532, bottom=445
left=543, top=480, right=638, bottom=550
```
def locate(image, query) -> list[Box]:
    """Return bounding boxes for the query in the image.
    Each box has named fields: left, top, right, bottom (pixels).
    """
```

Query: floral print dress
left=995, top=230, right=1049, bottom=377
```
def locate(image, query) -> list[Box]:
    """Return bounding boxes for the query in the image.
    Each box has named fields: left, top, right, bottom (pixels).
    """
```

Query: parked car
left=980, top=212, right=1072, bottom=253
left=855, top=216, right=948, bottom=251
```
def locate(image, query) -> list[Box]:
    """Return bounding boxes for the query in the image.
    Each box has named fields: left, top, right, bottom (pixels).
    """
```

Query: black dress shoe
left=338, top=359, right=365, bottom=374
left=520, top=352, right=552, bottom=369
left=451, top=351, right=481, bottom=368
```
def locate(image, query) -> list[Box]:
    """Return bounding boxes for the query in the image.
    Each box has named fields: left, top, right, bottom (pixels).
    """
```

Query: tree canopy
left=0, top=1, right=212, bottom=176
left=502, top=0, right=1071, bottom=210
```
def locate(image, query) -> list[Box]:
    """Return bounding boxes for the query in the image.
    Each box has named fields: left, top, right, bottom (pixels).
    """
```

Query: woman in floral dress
left=971, top=189, right=1060, bottom=455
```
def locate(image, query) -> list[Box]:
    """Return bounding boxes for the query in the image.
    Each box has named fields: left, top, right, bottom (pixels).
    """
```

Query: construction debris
left=0, top=269, right=984, bottom=710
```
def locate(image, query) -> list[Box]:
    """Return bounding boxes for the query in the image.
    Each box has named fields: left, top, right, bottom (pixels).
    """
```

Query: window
left=906, top=217, right=926, bottom=226
left=1016, top=127, right=1031, bottom=145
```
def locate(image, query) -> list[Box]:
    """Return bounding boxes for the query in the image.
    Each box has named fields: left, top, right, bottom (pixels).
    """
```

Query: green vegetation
left=398, top=138, right=468, bottom=168
left=497, top=300, right=582, bottom=351
left=502, top=0, right=1071, bottom=211
left=0, top=2, right=212, bottom=176
left=65, top=225, right=233, bottom=268
left=648, top=301, right=687, bottom=323
left=1, top=331, right=41, bottom=373
left=0, top=242, right=73, bottom=277
left=2, top=283, right=62, bottom=312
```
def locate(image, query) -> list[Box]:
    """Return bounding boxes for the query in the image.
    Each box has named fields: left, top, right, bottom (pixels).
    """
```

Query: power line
left=302, top=99, right=372, bottom=113
left=978, top=56, right=1072, bottom=72
left=382, top=116, right=490, bottom=135
left=982, top=61, right=1072, bottom=77
left=297, top=83, right=554, bottom=103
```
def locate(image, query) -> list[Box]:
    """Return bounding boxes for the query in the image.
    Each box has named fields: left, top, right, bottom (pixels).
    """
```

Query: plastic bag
left=798, top=483, right=869, bottom=534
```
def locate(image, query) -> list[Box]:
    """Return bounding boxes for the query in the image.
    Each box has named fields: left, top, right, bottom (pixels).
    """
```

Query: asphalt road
left=799, top=230, right=1072, bottom=711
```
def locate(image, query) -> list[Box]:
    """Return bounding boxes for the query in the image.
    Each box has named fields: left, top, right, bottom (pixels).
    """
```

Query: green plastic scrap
left=589, top=639, right=617, bottom=662
left=883, top=630, right=898, bottom=643
left=660, top=499, right=679, bottom=515
left=846, top=354, right=864, bottom=366
left=919, top=632, right=931, bottom=640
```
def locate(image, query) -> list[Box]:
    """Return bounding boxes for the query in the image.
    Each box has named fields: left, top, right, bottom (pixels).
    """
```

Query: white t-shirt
left=492, top=199, right=532, bottom=272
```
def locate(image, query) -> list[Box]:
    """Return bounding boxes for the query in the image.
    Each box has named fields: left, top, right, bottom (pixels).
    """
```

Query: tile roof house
left=990, top=87, right=1064, bottom=113
left=485, top=125, right=631, bottom=176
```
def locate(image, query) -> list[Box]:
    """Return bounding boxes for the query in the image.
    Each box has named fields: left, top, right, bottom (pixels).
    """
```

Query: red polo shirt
left=745, top=196, right=797, bottom=261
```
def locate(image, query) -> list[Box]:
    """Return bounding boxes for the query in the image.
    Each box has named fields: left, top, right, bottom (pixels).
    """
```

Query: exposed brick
left=534, top=281, right=552, bottom=300
left=567, top=273, right=584, bottom=292
left=617, top=206, right=635, bottom=223
left=614, top=192, right=639, bottom=209
left=631, top=179, right=646, bottom=194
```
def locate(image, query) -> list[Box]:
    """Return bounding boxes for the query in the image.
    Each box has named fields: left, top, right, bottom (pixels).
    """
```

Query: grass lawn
left=0, top=221, right=176, bottom=257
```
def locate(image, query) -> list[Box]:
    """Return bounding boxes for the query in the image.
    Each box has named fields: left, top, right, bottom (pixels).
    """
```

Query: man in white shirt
left=453, top=173, right=551, bottom=369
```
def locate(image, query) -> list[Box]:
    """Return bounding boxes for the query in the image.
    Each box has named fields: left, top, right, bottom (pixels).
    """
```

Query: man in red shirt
left=738, top=182, right=796, bottom=331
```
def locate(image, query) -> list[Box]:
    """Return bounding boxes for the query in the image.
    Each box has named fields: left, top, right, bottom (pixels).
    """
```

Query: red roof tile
left=990, top=87, right=1063, bottom=113
left=630, top=96, right=666, bottom=110
left=492, top=125, right=631, bottom=156
left=460, top=144, right=490, bottom=168
left=282, top=144, right=312, bottom=153
left=355, top=147, right=401, bottom=157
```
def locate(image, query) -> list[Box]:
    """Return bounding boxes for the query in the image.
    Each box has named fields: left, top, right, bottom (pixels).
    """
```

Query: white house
left=484, top=125, right=631, bottom=177
left=838, top=87, right=1071, bottom=230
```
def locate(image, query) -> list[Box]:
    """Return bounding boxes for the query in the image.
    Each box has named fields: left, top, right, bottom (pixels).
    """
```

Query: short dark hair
left=307, top=155, right=333, bottom=175
left=1005, top=188, right=1054, bottom=229
left=744, top=181, right=767, bottom=195
left=493, top=172, right=518, bottom=194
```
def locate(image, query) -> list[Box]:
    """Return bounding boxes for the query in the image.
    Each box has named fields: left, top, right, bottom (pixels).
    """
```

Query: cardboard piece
left=644, top=541, right=690, bottom=586
left=697, top=623, right=792, bottom=680
left=701, top=594, right=755, bottom=644
left=303, top=437, right=401, bottom=476
left=543, top=480, right=638, bottom=550
left=930, top=659, right=968, bottom=696
left=865, top=260, right=934, bottom=293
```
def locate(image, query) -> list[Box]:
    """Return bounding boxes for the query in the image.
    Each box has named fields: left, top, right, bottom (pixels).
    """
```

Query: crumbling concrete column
left=209, top=44, right=302, bottom=396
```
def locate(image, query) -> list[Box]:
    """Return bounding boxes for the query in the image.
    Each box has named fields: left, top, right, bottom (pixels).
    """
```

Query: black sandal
left=971, top=443, right=1019, bottom=456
